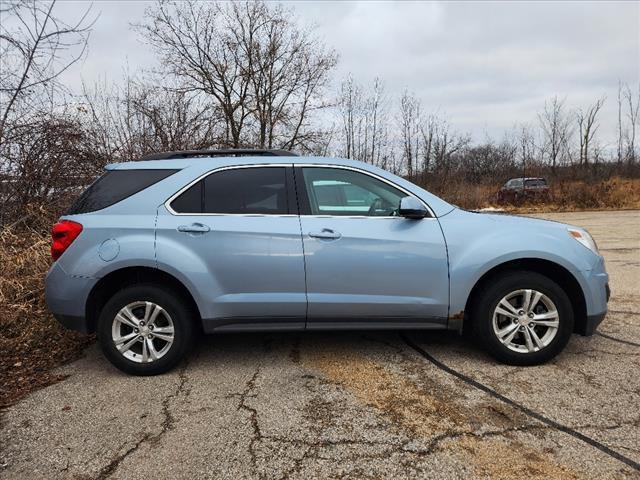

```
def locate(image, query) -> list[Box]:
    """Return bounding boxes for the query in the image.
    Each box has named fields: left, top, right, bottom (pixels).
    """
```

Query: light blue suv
left=45, top=149, right=609, bottom=375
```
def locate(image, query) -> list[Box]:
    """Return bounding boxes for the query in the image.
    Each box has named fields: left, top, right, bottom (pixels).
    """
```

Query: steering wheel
left=367, top=198, right=385, bottom=216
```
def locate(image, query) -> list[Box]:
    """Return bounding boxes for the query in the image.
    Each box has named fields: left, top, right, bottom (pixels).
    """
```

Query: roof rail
left=139, top=149, right=297, bottom=160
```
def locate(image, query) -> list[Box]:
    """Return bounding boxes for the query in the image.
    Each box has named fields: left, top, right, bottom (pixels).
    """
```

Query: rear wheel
left=472, top=271, right=573, bottom=365
left=97, top=284, right=195, bottom=375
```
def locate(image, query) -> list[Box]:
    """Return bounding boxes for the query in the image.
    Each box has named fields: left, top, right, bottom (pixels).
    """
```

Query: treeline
left=1, top=0, right=639, bottom=223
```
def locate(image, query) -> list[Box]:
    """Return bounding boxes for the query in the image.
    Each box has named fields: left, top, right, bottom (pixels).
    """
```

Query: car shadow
left=193, top=328, right=485, bottom=361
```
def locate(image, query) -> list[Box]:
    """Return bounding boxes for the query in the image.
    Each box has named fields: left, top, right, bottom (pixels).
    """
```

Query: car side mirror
left=398, top=196, right=428, bottom=219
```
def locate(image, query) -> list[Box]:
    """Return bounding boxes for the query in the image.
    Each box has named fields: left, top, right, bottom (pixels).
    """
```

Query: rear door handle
left=309, top=228, right=341, bottom=240
left=177, top=223, right=210, bottom=233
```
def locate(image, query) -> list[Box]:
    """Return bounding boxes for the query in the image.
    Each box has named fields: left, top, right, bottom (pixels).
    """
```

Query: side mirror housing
left=398, top=196, right=429, bottom=219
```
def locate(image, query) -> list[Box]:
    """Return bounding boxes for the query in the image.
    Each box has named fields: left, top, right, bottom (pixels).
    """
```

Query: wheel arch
left=463, top=258, right=588, bottom=335
left=85, top=266, right=202, bottom=333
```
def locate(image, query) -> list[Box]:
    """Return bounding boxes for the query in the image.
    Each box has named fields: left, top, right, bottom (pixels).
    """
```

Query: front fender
left=439, top=209, right=597, bottom=317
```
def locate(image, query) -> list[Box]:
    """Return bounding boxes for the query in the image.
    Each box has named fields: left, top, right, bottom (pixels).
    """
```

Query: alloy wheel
left=111, top=301, right=175, bottom=363
left=492, top=289, right=560, bottom=354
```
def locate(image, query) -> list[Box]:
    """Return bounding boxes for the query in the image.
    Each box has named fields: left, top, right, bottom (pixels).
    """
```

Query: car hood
left=446, top=208, right=577, bottom=233
left=437, top=208, right=600, bottom=273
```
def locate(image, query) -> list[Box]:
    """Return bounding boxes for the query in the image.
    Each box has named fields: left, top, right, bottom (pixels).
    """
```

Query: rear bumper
left=45, top=262, right=96, bottom=333
left=53, top=314, right=91, bottom=333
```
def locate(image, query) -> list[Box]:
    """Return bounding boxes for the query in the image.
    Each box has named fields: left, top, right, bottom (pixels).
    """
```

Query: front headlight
left=568, top=228, right=599, bottom=254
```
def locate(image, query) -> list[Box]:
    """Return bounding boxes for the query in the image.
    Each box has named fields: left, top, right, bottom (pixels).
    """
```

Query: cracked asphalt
left=1, top=210, right=639, bottom=479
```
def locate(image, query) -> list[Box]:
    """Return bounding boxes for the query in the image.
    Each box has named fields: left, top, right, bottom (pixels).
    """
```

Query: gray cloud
left=57, top=0, right=639, bottom=146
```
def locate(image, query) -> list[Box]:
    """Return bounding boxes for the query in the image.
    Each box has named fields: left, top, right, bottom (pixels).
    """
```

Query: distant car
left=45, top=150, right=608, bottom=375
left=497, top=177, right=551, bottom=204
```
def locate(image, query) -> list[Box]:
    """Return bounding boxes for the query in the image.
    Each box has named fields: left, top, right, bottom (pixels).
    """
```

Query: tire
left=471, top=271, right=574, bottom=365
left=97, top=284, right=195, bottom=375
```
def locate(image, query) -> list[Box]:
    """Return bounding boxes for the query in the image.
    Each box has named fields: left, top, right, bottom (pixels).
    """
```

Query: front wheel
left=97, top=284, right=195, bottom=375
left=471, top=271, right=574, bottom=365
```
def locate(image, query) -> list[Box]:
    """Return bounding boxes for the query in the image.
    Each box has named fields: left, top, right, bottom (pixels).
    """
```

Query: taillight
left=51, top=220, right=83, bottom=260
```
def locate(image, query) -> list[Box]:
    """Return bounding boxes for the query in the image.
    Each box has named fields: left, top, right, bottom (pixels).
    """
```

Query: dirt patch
left=302, top=343, right=463, bottom=436
left=302, top=342, right=579, bottom=479
left=456, top=436, right=578, bottom=480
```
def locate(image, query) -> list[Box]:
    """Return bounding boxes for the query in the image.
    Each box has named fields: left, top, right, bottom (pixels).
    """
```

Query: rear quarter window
left=525, top=179, right=547, bottom=187
left=66, top=169, right=178, bottom=214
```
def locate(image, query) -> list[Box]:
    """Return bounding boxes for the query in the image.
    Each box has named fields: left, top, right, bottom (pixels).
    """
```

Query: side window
left=301, top=167, right=405, bottom=216
left=170, top=181, right=202, bottom=213
left=170, top=167, right=289, bottom=214
left=66, top=169, right=178, bottom=215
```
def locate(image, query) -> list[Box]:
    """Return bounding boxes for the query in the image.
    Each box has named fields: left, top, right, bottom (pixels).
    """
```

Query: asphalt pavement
left=1, top=210, right=639, bottom=479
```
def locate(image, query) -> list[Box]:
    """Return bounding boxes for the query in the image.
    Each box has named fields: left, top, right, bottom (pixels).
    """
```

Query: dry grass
left=436, top=177, right=640, bottom=212
left=0, top=206, right=93, bottom=408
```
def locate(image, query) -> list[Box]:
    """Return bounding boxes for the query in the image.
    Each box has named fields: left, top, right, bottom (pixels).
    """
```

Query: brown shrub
left=0, top=205, right=93, bottom=407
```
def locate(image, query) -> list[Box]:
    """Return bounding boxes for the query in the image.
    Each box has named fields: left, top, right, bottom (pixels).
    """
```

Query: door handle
left=177, top=223, right=210, bottom=233
left=308, top=228, right=341, bottom=240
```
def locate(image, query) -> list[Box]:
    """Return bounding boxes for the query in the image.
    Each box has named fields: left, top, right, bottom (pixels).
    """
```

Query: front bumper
left=584, top=310, right=607, bottom=337
left=582, top=283, right=611, bottom=335
left=575, top=255, right=609, bottom=336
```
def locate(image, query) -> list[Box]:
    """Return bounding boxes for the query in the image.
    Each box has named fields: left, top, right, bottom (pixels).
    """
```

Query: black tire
left=97, top=284, right=195, bottom=375
left=471, top=271, right=574, bottom=365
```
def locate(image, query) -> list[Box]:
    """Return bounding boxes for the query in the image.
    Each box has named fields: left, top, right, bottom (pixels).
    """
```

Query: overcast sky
left=55, top=0, right=639, bottom=146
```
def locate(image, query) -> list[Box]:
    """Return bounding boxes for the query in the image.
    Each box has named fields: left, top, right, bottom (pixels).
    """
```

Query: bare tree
left=80, top=76, right=224, bottom=164
left=418, top=112, right=470, bottom=185
left=137, top=0, right=336, bottom=150
left=398, top=90, right=421, bottom=178
left=617, top=81, right=625, bottom=165
left=538, top=95, right=572, bottom=171
left=576, top=96, right=606, bottom=166
left=337, top=76, right=389, bottom=165
left=0, top=0, right=94, bottom=143
left=623, top=83, right=639, bottom=165
left=338, top=76, right=361, bottom=159
left=517, top=123, right=537, bottom=179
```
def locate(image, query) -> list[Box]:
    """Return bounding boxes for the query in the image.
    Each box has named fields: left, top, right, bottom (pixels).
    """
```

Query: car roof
left=508, top=177, right=546, bottom=181
left=106, top=155, right=372, bottom=171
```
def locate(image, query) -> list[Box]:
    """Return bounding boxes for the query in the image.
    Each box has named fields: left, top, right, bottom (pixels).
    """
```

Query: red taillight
left=51, top=220, right=83, bottom=260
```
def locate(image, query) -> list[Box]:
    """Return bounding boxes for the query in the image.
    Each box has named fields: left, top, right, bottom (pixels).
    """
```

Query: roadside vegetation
left=0, top=205, right=92, bottom=408
left=0, top=0, right=638, bottom=406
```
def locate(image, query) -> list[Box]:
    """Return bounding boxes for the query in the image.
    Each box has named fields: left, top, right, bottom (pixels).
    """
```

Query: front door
left=156, top=165, right=307, bottom=331
left=295, top=166, right=449, bottom=329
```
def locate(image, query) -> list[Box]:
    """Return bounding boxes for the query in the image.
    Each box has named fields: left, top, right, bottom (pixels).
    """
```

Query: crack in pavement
left=235, top=367, right=262, bottom=476
left=609, top=309, right=640, bottom=316
left=269, top=423, right=557, bottom=479
left=94, top=360, right=191, bottom=480
left=401, top=334, right=640, bottom=472
left=595, top=331, right=640, bottom=348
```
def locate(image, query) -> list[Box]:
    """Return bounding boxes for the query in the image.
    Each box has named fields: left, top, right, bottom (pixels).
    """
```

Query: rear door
left=295, top=165, right=450, bottom=329
left=155, top=165, right=307, bottom=331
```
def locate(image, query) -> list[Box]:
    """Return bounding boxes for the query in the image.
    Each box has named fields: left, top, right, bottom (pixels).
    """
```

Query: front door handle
left=309, top=228, right=341, bottom=240
left=177, top=223, right=210, bottom=234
